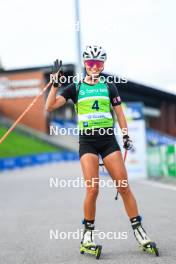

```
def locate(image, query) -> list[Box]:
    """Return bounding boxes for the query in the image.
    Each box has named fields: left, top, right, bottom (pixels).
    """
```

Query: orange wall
left=0, top=71, right=47, bottom=132
left=150, top=102, right=176, bottom=137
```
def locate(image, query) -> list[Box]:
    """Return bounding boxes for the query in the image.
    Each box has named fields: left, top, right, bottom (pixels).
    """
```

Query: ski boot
left=80, top=222, right=102, bottom=259
left=131, top=216, right=159, bottom=257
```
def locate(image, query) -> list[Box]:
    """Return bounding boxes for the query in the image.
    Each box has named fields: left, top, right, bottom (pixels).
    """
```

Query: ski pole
left=124, top=149, right=127, bottom=162
left=0, top=59, right=63, bottom=145
left=0, top=82, right=52, bottom=145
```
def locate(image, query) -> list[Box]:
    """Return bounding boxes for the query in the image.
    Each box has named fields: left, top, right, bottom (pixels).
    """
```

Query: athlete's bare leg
left=103, top=151, right=138, bottom=218
left=80, top=153, right=99, bottom=220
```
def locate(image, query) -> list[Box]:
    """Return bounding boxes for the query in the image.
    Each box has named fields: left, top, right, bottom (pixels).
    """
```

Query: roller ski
left=80, top=222, right=102, bottom=259
left=131, top=216, right=159, bottom=257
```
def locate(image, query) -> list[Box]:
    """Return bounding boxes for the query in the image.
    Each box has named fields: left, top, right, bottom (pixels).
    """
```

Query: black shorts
left=79, top=128, right=120, bottom=159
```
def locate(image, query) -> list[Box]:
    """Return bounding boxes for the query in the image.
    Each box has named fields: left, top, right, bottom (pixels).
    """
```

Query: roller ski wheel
left=96, top=245, right=102, bottom=259
left=140, top=242, right=159, bottom=257
left=80, top=244, right=102, bottom=259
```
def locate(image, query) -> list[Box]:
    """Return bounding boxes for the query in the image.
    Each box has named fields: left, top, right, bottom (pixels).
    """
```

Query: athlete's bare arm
left=45, top=86, right=66, bottom=112
left=113, top=105, right=128, bottom=135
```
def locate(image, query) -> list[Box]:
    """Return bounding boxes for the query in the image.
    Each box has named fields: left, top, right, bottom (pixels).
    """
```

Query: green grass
left=0, top=125, right=61, bottom=158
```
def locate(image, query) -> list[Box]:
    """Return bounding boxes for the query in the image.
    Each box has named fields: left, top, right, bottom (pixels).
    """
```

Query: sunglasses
left=85, top=60, right=104, bottom=69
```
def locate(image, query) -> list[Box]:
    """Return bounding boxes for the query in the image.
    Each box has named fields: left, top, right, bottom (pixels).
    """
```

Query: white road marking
left=140, top=180, right=176, bottom=191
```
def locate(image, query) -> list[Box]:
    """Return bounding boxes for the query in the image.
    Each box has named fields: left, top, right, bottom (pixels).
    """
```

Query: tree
left=0, top=58, right=4, bottom=70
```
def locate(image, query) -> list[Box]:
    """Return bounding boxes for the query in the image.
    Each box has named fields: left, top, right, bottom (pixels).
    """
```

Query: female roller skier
left=46, top=45, right=158, bottom=259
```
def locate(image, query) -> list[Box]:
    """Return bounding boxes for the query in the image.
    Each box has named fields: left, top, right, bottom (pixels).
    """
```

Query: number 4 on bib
left=92, top=100, right=99, bottom=111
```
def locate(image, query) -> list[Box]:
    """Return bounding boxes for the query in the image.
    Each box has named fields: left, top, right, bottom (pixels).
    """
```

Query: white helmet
left=83, top=45, right=107, bottom=62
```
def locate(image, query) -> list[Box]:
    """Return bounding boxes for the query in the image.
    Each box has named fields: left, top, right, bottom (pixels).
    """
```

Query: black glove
left=51, top=59, right=64, bottom=87
left=123, top=135, right=133, bottom=150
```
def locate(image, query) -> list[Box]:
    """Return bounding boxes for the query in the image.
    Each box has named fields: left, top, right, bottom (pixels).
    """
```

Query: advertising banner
left=115, top=103, right=147, bottom=179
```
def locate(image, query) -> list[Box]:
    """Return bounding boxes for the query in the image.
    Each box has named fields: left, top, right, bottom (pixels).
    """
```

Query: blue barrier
left=147, top=128, right=176, bottom=145
left=0, top=151, right=79, bottom=171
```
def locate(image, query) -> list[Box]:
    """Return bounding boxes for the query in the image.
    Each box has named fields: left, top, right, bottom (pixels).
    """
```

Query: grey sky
left=0, top=0, right=175, bottom=94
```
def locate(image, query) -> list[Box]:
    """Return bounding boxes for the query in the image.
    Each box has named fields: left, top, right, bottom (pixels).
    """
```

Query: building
left=0, top=64, right=175, bottom=137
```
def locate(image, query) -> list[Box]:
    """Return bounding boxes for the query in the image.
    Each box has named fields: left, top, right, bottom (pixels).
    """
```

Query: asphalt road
left=0, top=162, right=176, bottom=264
